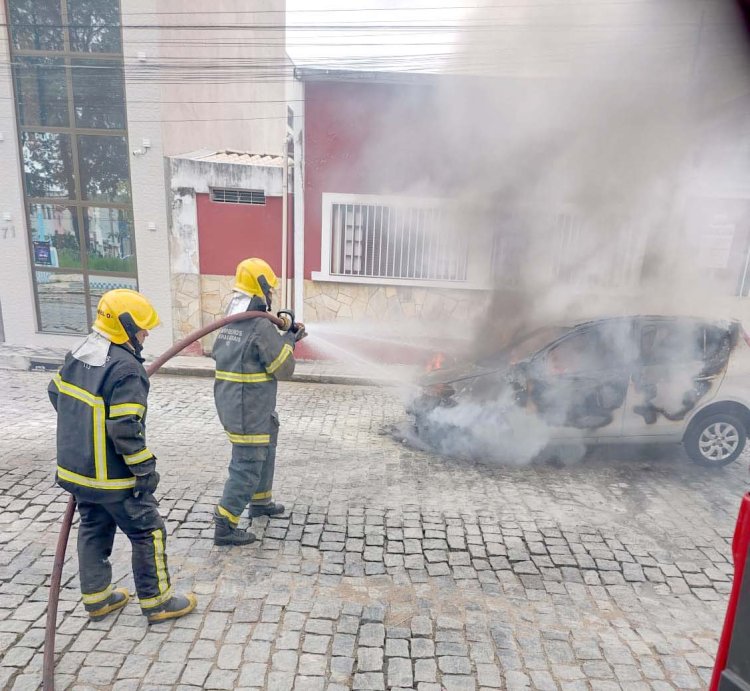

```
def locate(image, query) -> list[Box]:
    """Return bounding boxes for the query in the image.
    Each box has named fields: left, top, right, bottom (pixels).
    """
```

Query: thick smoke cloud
left=396, top=2, right=750, bottom=464
left=306, top=2, right=750, bottom=464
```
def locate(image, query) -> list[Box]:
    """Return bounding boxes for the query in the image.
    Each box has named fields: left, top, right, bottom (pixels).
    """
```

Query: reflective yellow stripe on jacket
left=266, top=343, right=293, bottom=374
left=54, top=375, right=111, bottom=488
left=109, top=402, right=146, bottom=418
left=54, top=374, right=138, bottom=491
left=57, top=466, right=136, bottom=490
left=123, top=448, right=154, bottom=466
left=215, top=371, right=273, bottom=384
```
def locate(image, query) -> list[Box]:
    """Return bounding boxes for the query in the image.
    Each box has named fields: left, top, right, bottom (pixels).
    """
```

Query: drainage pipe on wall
left=281, top=136, right=290, bottom=310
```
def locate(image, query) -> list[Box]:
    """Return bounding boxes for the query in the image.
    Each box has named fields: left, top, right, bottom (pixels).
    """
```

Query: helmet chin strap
left=118, top=312, right=144, bottom=362
left=257, top=276, right=273, bottom=312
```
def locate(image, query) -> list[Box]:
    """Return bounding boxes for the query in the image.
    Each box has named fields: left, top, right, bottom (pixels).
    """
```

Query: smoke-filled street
left=1, top=369, right=748, bottom=690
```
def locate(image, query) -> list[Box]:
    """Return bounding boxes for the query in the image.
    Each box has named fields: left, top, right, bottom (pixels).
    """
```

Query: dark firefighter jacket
left=213, top=296, right=297, bottom=445
left=48, top=342, right=155, bottom=503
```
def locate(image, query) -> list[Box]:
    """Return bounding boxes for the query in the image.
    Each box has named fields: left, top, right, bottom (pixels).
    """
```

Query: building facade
left=2, top=0, right=750, bottom=360
left=0, top=0, right=289, bottom=356
left=294, top=3, right=750, bottom=329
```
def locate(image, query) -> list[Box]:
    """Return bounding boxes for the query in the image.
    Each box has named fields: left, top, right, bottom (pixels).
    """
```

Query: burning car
left=409, top=316, right=750, bottom=467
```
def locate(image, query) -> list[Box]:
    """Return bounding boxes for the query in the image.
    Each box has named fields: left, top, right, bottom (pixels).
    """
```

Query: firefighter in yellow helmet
left=212, top=258, right=306, bottom=546
left=48, top=289, right=197, bottom=624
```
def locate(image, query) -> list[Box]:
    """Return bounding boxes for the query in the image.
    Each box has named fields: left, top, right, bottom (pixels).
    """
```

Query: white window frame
left=312, top=192, right=491, bottom=289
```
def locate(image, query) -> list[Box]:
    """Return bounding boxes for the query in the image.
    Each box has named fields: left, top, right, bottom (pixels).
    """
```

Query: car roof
left=566, top=315, right=740, bottom=329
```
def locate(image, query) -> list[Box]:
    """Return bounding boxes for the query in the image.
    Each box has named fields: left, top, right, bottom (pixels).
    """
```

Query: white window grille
left=318, top=194, right=470, bottom=285
left=210, top=188, right=265, bottom=205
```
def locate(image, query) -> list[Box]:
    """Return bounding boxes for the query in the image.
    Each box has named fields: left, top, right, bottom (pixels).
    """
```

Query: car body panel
left=411, top=315, right=750, bottom=454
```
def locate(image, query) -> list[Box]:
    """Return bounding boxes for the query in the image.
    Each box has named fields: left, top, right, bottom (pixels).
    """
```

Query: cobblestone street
left=1, top=369, right=749, bottom=691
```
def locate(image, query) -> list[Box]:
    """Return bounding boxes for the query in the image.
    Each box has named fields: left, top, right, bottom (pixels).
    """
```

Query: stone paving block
left=217, top=643, right=243, bottom=669
left=293, top=675, right=326, bottom=691
left=387, top=626, right=411, bottom=639
left=439, top=655, right=472, bottom=674
left=238, top=662, right=268, bottom=687
left=330, top=655, right=355, bottom=681
left=385, top=638, right=410, bottom=657
left=411, top=638, right=436, bottom=658
left=181, top=660, right=212, bottom=687
left=299, top=653, right=328, bottom=676
left=411, top=616, right=433, bottom=637
left=352, top=672, right=386, bottom=690
left=414, top=658, right=437, bottom=682
left=273, top=650, right=299, bottom=672
left=387, top=657, right=414, bottom=687
left=332, top=633, right=356, bottom=657
left=267, top=671, right=295, bottom=691
left=303, top=633, right=331, bottom=654
left=143, top=662, right=185, bottom=686
left=357, top=646, right=384, bottom=672
left=442, top=675, right=477, bottom=690
left=359, top=623, right=386, bottom=647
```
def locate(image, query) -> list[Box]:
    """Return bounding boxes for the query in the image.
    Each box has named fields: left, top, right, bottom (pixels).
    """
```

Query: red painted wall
left=303, top=80, right=446, bottom=277
left=197, top=193, right=284, bottom=276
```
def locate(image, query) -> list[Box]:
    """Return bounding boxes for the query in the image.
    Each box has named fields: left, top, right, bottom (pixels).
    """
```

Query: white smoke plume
left=397, top=2, right=750, bottom=464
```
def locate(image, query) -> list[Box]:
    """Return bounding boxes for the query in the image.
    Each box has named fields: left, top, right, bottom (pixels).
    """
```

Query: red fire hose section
left=42, top=310, right=284, bottom=691
left=710, top=492, right=750, bottom=691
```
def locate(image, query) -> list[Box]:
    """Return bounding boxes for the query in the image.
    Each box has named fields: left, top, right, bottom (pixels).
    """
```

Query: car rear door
left=621, top=318, right=731, bottom=438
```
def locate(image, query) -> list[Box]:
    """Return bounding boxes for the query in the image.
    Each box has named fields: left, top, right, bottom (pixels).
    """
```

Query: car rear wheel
left=684, top=413, right=746, bottom=467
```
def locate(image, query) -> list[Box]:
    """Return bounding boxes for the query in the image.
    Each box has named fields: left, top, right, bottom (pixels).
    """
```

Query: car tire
left=683, top=412, right=747, bottom=468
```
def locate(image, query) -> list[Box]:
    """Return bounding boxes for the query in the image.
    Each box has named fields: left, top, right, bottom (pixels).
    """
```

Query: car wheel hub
left=698, top=422, right=739, bottom=462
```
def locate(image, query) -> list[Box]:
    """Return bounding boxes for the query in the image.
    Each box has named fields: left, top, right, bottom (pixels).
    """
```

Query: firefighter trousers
left=76, top=493, right=173, bottom=614
left=218, top=415, right=278, bottom=524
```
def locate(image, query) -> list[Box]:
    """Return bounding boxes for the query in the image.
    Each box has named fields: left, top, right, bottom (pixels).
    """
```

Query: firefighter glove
left=293, top=322, right=307, bottom=342
left=134, top=470, right=160, bottom=498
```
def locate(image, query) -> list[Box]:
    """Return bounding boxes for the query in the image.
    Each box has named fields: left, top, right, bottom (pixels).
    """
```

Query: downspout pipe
left=281, top=136, right=290, bottom=310
left=43, top=309, right=285, bottom=691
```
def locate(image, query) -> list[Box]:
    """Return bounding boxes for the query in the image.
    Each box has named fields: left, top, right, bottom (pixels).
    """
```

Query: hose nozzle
left=276, top=309, right=296, bottom=332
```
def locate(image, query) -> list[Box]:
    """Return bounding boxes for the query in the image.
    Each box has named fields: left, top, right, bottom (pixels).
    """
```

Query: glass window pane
left=29, top=204, right=81, bottom=269
left=78, top=135, right=131, bottom=203
left=34, top=272, right=88, bottom=334
left=88, top=275, right=137, bottom=317
left=68, top=0, right=122, bottom=53
left=83, top=207, right=135, bottom=273
left=8, top=0, right=64, bottom=51
left=13, top=57, right=69, bottom=127
left=22, top=131, right=75, bottom=199
left=72, top=60, right=126, bottom=129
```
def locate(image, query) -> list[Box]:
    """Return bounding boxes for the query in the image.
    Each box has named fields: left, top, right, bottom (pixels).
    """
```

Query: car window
left=546, top=330, right=609, bottom=375
left=640, top=322, right=732, bottom=366
left=703, top=324, right=733, bottom=364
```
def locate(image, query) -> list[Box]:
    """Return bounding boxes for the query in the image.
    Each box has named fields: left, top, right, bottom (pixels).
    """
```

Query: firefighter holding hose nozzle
left=48, top=290, right=197, bottom=624
left=213, top=258, right=306, bottom=546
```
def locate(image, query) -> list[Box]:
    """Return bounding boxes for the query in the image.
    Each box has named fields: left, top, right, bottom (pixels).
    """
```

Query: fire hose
left=42, top=309, right=292, bottom=691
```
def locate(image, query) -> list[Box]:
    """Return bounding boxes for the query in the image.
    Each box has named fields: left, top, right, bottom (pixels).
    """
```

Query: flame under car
left=409, top=316, right=750, bottom=467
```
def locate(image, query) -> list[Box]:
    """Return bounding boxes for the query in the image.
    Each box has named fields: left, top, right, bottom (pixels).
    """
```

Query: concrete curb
left=0, top=355, right=387, bottom=387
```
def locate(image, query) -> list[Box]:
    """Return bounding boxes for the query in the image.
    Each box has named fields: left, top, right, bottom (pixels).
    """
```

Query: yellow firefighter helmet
left=92, top=289, right=160, bottom=344
left=233, top=257, right=279, bottom=299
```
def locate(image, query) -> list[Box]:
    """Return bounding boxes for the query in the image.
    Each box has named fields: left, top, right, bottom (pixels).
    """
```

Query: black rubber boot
left=250, top=502, right=285, bottom=518
left=146, top=593, right=198, bottom=624
left=86, top=587, right=130, bottom=621
left=214, top=511, right=256, bottom=546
